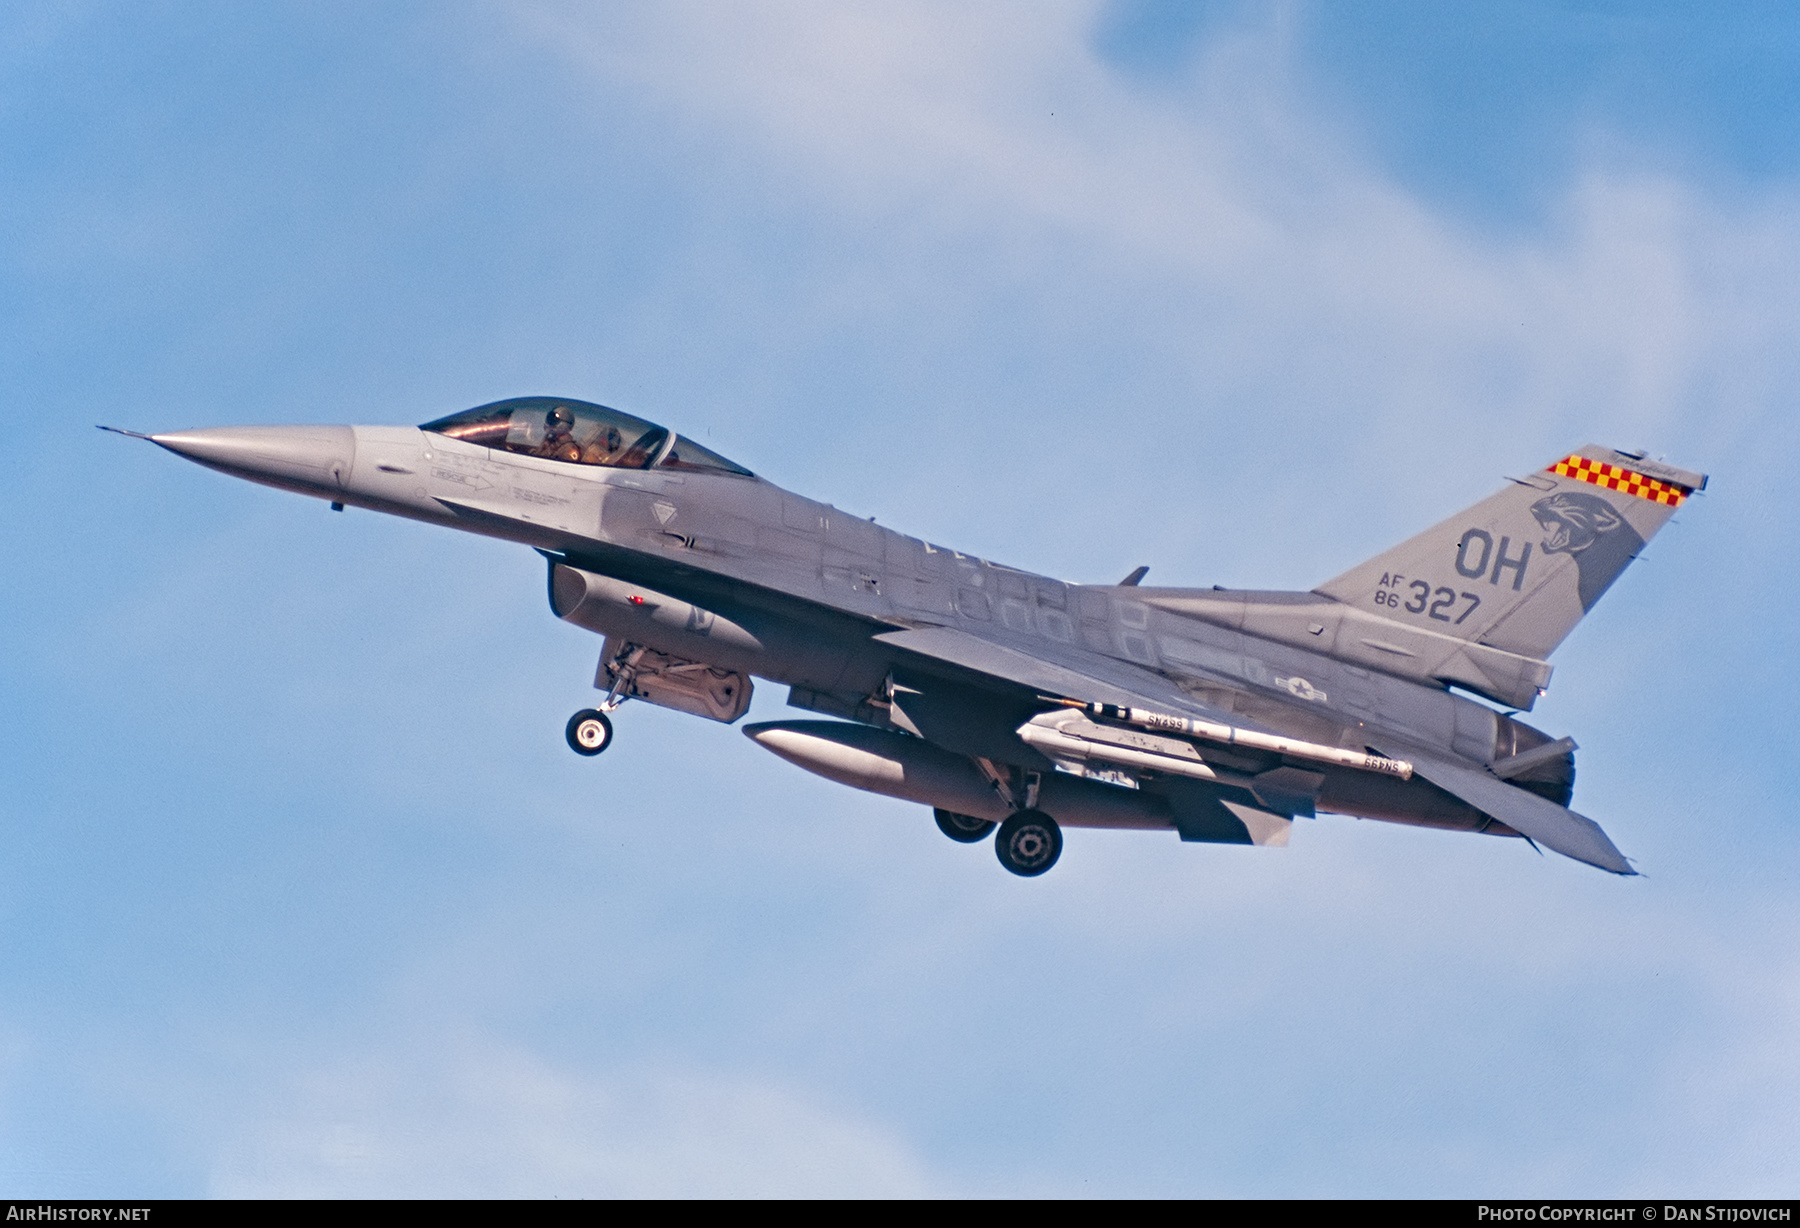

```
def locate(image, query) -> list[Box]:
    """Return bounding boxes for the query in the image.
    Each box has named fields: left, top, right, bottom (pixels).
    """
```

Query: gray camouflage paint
left=122, top=408, right=1706, bottom=875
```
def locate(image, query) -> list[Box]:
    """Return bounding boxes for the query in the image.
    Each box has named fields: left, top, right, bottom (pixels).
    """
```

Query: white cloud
left=211, top=1034, right=943, bottom=1198
left=516, top=0, right=1800, bottom=471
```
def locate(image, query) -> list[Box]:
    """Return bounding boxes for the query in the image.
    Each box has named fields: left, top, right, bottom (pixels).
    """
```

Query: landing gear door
left=597, top=637, right=754, bottom=724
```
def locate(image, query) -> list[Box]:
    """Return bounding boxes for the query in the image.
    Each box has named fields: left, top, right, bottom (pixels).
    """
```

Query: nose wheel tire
left=995, top=809, right=1062, bottom=877
left=934, top=808, right=996, bottom=844
left=566, top=709, right=613, bottom=756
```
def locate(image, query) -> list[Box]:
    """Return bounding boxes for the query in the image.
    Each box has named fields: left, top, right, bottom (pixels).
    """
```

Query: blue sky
left=2, top=1, right=1796, bottom=1197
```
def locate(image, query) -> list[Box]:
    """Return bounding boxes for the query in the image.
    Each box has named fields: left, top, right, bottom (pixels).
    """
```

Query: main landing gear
left=934, top=805, right=1063, bottom=877
left=994, top=809, right=1062, bottom=877
left=934, top=808, right=996, bottom=844
left=565, top=708, right=613, bottom=756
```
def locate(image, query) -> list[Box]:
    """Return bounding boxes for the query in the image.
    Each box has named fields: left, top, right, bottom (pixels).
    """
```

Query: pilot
left=538, top=406, right=582, bottom=462
left=581, top=424, right=624, bottom=466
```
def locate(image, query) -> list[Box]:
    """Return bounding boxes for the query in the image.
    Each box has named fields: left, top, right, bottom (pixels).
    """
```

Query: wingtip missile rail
left=1054, top=699, right=1415, bottom=780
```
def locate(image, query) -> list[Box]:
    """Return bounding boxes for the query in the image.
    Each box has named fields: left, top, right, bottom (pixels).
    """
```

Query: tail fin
left=1315, top=446, right=1706, bottom=661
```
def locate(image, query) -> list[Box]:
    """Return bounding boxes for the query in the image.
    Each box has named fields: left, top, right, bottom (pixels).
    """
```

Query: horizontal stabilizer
left=1490, top=736, right=1577, bottom=780
left=1369, top=740, right=1633, bottom=874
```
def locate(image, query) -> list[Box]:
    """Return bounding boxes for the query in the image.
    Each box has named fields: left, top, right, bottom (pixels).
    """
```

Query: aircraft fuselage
left=145, top=417, right=1546, bottom=850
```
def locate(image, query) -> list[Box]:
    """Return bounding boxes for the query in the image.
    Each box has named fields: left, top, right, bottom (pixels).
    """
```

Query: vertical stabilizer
left=1315, top=447, right=1706, bottom=660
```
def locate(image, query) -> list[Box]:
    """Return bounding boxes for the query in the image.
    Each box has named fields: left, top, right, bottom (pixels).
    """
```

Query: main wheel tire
left=934, top=807, right=996, bottom=844
left=566, top=709, right=613, bottom=756
left=994, top=809, right=1062, bottom=877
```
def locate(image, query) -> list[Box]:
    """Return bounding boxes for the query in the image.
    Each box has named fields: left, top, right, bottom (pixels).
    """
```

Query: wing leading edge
left=873, top=625, right=1237, bottom=724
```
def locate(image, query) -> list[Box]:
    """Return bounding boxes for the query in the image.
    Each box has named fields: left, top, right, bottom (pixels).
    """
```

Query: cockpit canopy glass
left=662, top=435, right=754, bottom=476
left=419, top=398, right=752, bottom=476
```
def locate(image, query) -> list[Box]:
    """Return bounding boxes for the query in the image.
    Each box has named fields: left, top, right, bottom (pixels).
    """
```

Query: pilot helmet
left=546, top=406, right=575, bottom=432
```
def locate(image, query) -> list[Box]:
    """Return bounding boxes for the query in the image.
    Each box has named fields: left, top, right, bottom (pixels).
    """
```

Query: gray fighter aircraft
left=107, top=398, right=1706, bottom=877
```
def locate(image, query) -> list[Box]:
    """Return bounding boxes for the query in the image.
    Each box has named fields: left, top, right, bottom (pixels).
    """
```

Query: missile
left=1017, top=710, right=1246, bottom=788
left=1056, top=700, right=1413, bottom=780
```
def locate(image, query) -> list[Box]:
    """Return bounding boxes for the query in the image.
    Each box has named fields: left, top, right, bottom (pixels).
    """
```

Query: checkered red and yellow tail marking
left=1547, top=455, right=1692, bottom=506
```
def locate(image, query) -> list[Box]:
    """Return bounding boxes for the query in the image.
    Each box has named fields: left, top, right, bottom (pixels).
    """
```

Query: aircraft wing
left=1364, top=735, right=1634, bottom=875
left=880, top=626, right=1634, bottom=875
left=874, top=625, right=1238, bottom=722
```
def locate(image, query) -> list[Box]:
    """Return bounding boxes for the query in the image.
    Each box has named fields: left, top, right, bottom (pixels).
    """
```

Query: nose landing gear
left=566, top=642, right=640, bottom=757
left=994, top=809, right=1062, bottom=877
left=565, top=708, right=614, bottom=756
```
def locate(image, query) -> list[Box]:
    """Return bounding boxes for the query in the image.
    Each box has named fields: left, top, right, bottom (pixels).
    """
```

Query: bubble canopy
left=419, top=397, right=753, bottom=476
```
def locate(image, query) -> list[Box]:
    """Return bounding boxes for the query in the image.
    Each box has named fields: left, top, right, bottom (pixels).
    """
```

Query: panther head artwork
left=1530, top=490, right=1645, bottom=612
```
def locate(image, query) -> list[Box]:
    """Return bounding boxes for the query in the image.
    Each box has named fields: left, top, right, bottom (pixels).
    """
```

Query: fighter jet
left=106, top=398, right=1706, bottom=877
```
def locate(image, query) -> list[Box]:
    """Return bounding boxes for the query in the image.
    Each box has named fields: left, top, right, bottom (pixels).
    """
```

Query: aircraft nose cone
left=151, top=425, right=356, bottom=492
